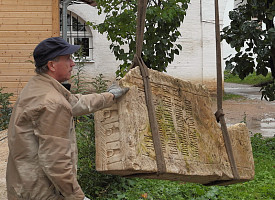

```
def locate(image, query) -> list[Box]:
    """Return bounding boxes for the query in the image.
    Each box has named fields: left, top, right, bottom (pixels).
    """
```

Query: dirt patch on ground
left=214, top=99, right=275, bottom=137
left=0, top=132, right=8, bottom=200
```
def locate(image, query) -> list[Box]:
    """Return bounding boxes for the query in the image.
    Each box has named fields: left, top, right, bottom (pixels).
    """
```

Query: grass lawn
left=223, top=93, right=246, bottom=101
left=224, top=71, right=273, bottom=86
left=113, top=134, right=275, bottom=200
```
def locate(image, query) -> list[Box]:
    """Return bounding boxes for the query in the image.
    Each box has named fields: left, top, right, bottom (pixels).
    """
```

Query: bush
left=75, top=114, right=134, bottom=199
left=0, top=87, right=13, bottom=131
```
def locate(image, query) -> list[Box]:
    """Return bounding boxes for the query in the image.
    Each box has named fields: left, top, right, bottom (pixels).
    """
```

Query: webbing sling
left=206, top=0, right=240, bottom=186
left=130, top=0, right=166, bottom=175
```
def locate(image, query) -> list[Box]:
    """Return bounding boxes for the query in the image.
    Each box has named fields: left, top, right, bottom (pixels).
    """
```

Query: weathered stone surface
left=94, top=67, right=254, bottom=185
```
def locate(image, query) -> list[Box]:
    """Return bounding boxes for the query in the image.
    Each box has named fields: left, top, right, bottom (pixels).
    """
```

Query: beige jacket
left=6, top=74, right=114, bottom=200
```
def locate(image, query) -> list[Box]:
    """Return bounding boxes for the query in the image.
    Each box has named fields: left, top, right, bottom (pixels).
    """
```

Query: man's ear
left=47, top=61, right=55, bottom=72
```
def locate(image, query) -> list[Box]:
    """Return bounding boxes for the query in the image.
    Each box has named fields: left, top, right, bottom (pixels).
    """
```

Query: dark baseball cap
left=33, top=37, right=81, bottom=67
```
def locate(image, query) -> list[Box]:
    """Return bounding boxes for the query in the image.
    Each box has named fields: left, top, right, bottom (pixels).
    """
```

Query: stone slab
left=94, top=67, right=254, bottom=185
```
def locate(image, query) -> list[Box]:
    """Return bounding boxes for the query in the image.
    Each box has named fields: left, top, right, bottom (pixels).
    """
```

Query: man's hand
left=107, top=83, right=129, bottom=99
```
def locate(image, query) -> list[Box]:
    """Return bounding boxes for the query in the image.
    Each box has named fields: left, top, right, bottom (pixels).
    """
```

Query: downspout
left=62, top=0, right=72, bottom=40
left=200, top=0, right=203, bottom=84
left=61, top=0, right=72, bottom=89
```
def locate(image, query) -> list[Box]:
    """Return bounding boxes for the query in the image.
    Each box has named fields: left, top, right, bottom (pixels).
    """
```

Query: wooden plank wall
left=0, top=0, right=60, bottom=102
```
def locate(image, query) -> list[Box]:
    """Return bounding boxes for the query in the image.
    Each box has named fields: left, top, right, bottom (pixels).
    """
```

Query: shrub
left=0, top=87, right=13, bottom=131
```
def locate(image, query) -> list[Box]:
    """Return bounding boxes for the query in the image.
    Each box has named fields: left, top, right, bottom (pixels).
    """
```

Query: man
left=6, top=37, right=128, bottom=200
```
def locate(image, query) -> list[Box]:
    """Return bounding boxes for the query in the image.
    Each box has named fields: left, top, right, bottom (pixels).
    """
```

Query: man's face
left=52, top=54, right=75, bottom=82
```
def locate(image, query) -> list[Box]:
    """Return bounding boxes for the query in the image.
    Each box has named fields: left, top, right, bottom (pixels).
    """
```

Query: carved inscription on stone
left=140, top=83, right=199, bottom=160
left=95, top=105, right=123, bottom=170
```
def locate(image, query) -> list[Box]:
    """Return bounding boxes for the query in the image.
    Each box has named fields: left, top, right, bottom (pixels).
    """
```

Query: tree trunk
left=266, top=0, right=275, bottom=79
left=270, top=48, right=275, bottom=79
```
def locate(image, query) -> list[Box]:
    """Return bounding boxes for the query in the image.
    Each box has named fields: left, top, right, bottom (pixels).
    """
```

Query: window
left=60, top=9, right=93, bottom=60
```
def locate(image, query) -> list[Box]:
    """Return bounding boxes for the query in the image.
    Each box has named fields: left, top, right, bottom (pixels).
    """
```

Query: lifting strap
left=130, top=0, right=166, bottom=175
left=211, top=0, right=240, bottom=185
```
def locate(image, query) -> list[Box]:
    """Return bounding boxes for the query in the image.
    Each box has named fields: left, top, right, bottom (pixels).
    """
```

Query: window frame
left=60, top=9, right=94, bottom=62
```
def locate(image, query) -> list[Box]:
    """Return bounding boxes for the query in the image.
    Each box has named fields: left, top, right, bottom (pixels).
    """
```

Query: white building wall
left=167, top=0, right=227, bottom=92
left=166, top=0, right=203, bottom=83
left=68, top=0, right=233, bottom=92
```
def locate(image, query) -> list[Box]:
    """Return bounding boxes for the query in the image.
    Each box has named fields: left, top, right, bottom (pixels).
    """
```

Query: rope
left=214, top=0, right=240, bottom=181
left=130, top=0, right=166, bottom=174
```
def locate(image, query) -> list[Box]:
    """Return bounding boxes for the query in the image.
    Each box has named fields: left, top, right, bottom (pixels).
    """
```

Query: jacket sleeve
left=70, top=92, right=115, bottom=117
left=34, top=103, right=85, bottom=200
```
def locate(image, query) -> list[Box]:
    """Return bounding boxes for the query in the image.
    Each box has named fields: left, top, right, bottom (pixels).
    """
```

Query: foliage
left=71, top=48, right=90, bottom=94
left=71, top=48, right=110, bottom=94
left=90, top=73, right=110, bottom=93
left=221, top=0, right=275, bottom=100
left=0, top=87, right=13, bottom=131
left=260, top=80, right=275, bottom=101
left=89, top=0, right=190, bottom=77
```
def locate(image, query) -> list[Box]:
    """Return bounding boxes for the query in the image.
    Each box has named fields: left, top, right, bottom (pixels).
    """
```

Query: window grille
left=60, top=1, right=93, bottom=60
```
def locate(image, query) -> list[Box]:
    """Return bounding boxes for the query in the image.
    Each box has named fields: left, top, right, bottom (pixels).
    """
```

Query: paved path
left=224, top=83, right=263, bottom=100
